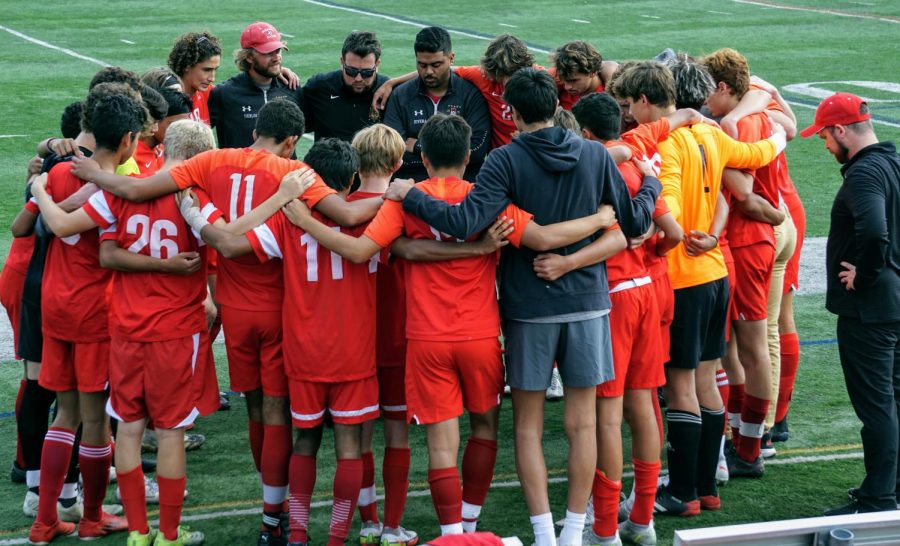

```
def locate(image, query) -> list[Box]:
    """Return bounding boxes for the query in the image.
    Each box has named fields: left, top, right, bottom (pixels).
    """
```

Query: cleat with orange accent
left=28, top=519, right=76, bottom=545
left=77, top=511, right=129, bottom=539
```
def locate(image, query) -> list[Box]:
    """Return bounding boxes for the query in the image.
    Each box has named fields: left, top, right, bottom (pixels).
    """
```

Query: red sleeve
left=499, top=203, right=534, bottom=249
left=300, top=178, right=338, bottom=209
left=623, top=118, right=670, bottom=158
left=362, top=200, right=405, bottom=248
left=193, top=188, right=223, bottom=223
left=454, top=66, right=490, bottom=94
left=169, top=150, right=215, bottom=191
left=24, top=200, right=39, bottom=214
left=749, top=83, right=783, bottom=113
left=652, top=196, right=670, bottom=219
left=246, top=213, right=286, bottom=262
left=82, top=190, right=118, bottom=230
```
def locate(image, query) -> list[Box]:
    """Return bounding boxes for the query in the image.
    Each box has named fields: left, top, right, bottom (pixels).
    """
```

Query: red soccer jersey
left=749, top=83, right=799, bottom=198
left=363, top=176, right=532, bottom=342
left=134, top=140, right=164, bottom=175
left=169, top=147, right=336, bottom=311
left=5, top=235, right=35, bottom=276
left=548, top=67, right=606, bottom=111
left=247, top=208, right=378, bottom=382
left=604, top=162, right=650, bottom=284
left=32, top=163, right=112, bottom=342
left=454, top=65, right=515, bottom=149
left=727, top=113, right=779, bottom=248
left=190, top=87, right=212, bottom=125
left=82, top=190, right=209, bottom=341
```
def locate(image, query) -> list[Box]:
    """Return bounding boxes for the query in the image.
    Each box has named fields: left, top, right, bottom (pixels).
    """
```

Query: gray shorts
left=504, top=315, right=614, bottom=391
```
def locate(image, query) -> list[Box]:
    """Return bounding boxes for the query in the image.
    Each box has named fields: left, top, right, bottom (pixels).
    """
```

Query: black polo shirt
left=301, top=69, right=389, bottom=142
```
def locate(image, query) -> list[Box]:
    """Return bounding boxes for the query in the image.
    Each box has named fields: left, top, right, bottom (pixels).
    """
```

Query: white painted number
left=228, top=173, right=255, bottom=221
left=300, top=227, right=344, bottom=282
left=125, top=214, right=180, bottom=258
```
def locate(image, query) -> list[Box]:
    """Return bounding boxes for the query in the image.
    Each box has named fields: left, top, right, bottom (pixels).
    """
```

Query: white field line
left=499, top=23, right=517, bottom=28
left=0, top=135, right=27, bottom=139
left=281, top=33, right=296, bottom=38
left=730, top=0, right=900, bottom=24
left=785, top=99, right=900, bottom=129
left=571, top=19, right=591, bottom=23
left=640, top=15, right=662, bottom=19
left=0, top=24, right=109, bottom=66
left=708, top=10, right=733, bottom=15
left=120, top=39, right=135, bottom=45
left=0, top=450, right=862, bottom=545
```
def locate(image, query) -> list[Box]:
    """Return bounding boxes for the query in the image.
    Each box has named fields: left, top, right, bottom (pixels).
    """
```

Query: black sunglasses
left=343, top=65, right=377, bottom=79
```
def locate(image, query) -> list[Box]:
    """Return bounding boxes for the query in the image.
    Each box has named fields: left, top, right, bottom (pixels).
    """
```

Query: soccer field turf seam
left=729, top=0, right=900, bottom=24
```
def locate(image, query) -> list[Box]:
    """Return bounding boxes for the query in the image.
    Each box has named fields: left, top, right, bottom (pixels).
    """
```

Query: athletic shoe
left=503, top=384, right=511, bottom=396
left=585, top=495, right=594, bottom=525
left=23, top=490, right=39, bottom=517
left=715, top=453, right=729, bottom=486
left=153, top=526, right=204, bottom=545
left=380, top=526, right=419, bottom=546
left=109, top=466, right=118, bottom=484
left=759, top=433, right=776, bottom=459
left=726, top=451, right=764, bottom=478
left=77, top=511, right=129, bottom=539
left=824, top=500, right=863, bottom=516
left=218, top=392, right=231, bottom=411
left=582, top=528, right=622, bottom=546
left=128, top=530, right=158, bottom=546
left=258, top=528, right=287, bottom=546
left=546, top=368, right=564, bottom=401
left=142, top=458, right=157, bottom=473
left=184, top=433, right=205, bottom=451
left=28, top=519, right=76, bottom=545
left=698, top=495, right=721, bottom=511
left=359, top=521, right=383, bottom=545
left=11, top=460, right=26, bottom=483
left=617, top=490, right=633, bottom=522
left=652, top=485, right=700, bottom=517
left=618, top=519, right=656, bottom=546
left=770, top=418, right=789, bottom=443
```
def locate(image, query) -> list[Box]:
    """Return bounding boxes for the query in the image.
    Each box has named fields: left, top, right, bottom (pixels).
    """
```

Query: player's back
left=605, top=161, right=649, bottom=284
left=727, top=112, right=779, bottom=248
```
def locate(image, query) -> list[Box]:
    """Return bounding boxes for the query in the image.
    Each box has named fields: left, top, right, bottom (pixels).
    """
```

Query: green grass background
left=1, top=0, right=898, bottom=544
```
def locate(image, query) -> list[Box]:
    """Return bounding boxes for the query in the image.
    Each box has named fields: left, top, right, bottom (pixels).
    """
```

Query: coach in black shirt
left=802, top=92, right=900, bottom=515
left=384, top=27, right=490, bottom=182
left=302, top=31, right=389, bottom=143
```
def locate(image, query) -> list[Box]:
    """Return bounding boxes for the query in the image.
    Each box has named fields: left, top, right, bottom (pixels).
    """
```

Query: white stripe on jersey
left=253, top=223, right=283, bottom=259
left=87, top=190, right=117, bottom=226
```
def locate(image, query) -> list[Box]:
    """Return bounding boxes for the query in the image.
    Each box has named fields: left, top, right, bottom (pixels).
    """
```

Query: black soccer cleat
left=770, top=418, right=789, bottom=442
left=726, top=450, right=764, bottom=478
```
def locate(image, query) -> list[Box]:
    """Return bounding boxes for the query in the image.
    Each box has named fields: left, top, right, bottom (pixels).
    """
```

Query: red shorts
left=651, top=273, right=674, bottom=364
left=730, top=243, right=775, bottom=322
left=783, top=192, right=806, bottom=294
left=405, top=338, right=503, bottom=425
left=377, top=366, right=407, bottom=421
left=108, top=333, right=217, bottom=429
left=220, top=305, right=286, bottom=397
left=289, top=375, right=379, bottom=428
left=598, top=282, right=665, bottom=398
left=40, top=336, right=109, bottom=392
left=0, top=266, right=25, bottom=360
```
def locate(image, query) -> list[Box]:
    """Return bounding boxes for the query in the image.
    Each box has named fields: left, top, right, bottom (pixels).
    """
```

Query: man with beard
left=209, top=21, right=303, bottom=149
left=302, top=31, right=389, bottom=143
left=383, top=26, right=490, bottom=182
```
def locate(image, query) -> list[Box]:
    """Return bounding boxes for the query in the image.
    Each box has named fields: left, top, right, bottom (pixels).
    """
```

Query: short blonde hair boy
left=351, top=124, right=404, bottom=176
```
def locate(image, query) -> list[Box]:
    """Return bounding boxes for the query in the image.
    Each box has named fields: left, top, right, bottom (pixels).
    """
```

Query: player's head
left=163, top=119, right=215, bottom=161
left=341, top=31, right=382, bottom=94
left=140, top=66, right=182, bottom=92
left=553, top=107, right=580, bottom=134
left=419, top=113, right=471, bottom=172
left=168, top=31, right=222, bottom=93
left=609, top=61, right=675, bottom=124
left=699, top=48, right=750, bottom=117
left=503, top=68, right=558, bottom=126
left=140, top=84, right=168, bottom=125
left=572, top=92, right=620, bottom=142
left=89, top=66, right=141, bottom=93
left=235, top=22, right=286, bottom=79
left=414, top=27, right=454, bottom=92
left=155, top=88, right=194, bottom=144
left=551, top=40, right=603, bottom=96
left=91, top=94, right=147, bottom=160
left=607, top=60, right=641, bottom=131
left=664, top=54, right=715, bottom=110
left=253, top=99, right=305, bottom=156
left=303, top=138, right=360, bottom=193
left=82, top=82, right=146, bottom=134
left=60, top=101, right=84, bottom=139
left=351, top=124, right=404, bottom=177
left=480, top=34, right=533, bottom=85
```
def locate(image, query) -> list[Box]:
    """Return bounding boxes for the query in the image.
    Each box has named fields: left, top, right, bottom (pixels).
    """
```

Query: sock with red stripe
left=630, top=458, right=660, bottom=526
left=382, top=447, right=410, bottom=529
left=461, top=437, right=497, bottom=532
left=737, top=394, right=769, bottom=462
left=248, top=419, right=264, bottom=474
left=117, top=466, right=148, bottom=534
left=716, top=369, right=730, bottom=413
left=328, top=458, right=363, bottom=546
left=776, top=333, right=800, bottom=423
left=591, top=470, right=621, bottom=538
left=289, top=454, right=316, bottom=544
left=15, top=379, right=25, bottom=468
left=428, top=467, right=463, bottom=534
left=158, top=475, right=186, bottom=541
left=79, top=442, right=113, bottom=521
left=261, top=424, right=291, bottom=529
left=727, top=383, right=745, bottom=450
left=358, top=451, right=379, bottom=523
left=36, top=427, right=75, bottom=525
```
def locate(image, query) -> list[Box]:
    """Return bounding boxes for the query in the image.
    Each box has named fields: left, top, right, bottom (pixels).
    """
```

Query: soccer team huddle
left=1, top=19, right=808, bottom=546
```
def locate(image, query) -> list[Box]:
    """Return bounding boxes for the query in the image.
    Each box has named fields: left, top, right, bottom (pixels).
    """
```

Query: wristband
left=46, top=138, right=57, bottom=152
left=183, top=207, right=210, bottom=234
left=710, top=233, right=719, bottom=246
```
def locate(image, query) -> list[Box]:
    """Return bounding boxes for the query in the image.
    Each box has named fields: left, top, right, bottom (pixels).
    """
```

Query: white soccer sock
left=60, top=482, right=78, bottom=500
left=26, top=470, right=40, bottom=489
left=530, top=512, right=557, bottom=546
left=558, top=510, right=586, bottom=546
left=462, top=501, right=482, bottom=533
left=358, top=484, right=377, bottom=506
left=440, top=523, right=464, bottom=535
left=719, top=434, right=726, bottom=459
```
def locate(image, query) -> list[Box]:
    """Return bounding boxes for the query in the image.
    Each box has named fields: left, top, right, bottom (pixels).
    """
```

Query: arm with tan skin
left=722, top=168, right=785, bottom=225
left=372, top=70, right=418, bottom=110
left=99, top=239, right=202, bottom=275
left=532, top=228, right=628, bottom=282
left=389, top=219, right=514, bottom=261
left=721, top=78, right=797, bottom=140
left=653, top=211, right=683, bottom=256
left=313, top=193, right=383, bottom=227
left=37, top=138, right=78, bottom=159
left=519, top=204, right=616, bottom=252
left=684, top=191, right=729, bottom=257
left=70, top=154, right=179, bottom=202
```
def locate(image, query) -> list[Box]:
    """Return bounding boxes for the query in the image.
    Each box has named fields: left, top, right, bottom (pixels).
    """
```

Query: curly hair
left=167, top=31, right=222, bottom=78
left=609, top=61, right=676, bottom=108
left=665, top=54, right=715, bottom=110
left=606, top=60, right=640, bottom=99
left=88, top=66, right=141, bottom=92
left=480, top=34, right=534, bottom=81
left=699, top=48, right=750, bottom=98
left=551, top=41, right=603, bottom=79
left=81, top=82, right=144, bottom=133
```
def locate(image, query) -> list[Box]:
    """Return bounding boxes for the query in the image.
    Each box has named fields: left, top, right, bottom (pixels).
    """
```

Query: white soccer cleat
left=546, top=368, right=564, bottom=401
left=716, top=454, right=729, bottom=485
left=617, top=489, right=634, bottom=522
left=582, top=528, right=622, bottom=546
left=23, top=490, right=39, bottom=517
left=380, top=526, right=419, bottom=546
left=359, top=521, right=383, bottom=545
left=618, top=520, right=656, bottom=546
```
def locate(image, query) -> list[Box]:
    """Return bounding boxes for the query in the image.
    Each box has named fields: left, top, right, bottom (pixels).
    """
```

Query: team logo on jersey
left=413, top=109, right=424, bottom=116
left=242, top=106, right=252, bottom=112
left=448, top=105, right=460, bottom=116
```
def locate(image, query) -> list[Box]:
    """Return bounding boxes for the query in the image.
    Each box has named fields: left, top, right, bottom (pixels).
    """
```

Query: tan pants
left=765, top=204, right=797, bottom=429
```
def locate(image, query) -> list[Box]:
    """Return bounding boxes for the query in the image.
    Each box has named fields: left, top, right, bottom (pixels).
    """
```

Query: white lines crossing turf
left=0, top=24, right=109, bottom=67
left=0, top=450, right=864, bottom=545
left=730, top=0, right=900, bottom=24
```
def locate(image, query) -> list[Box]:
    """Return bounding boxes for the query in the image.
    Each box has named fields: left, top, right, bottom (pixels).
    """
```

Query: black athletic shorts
left=667, top=278, right=729, bottom=369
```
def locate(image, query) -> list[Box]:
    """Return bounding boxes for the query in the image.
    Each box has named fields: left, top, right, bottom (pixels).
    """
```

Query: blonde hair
left=164, top=119, right=215, bottom=160
left=351, top=124, right=404, bottom=176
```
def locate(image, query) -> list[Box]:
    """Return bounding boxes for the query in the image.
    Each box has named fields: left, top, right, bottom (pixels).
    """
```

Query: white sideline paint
left=708, top=10, right=733, bottom=15
left=0, top=451, right=863, bottom=545
left=120, top=39, right=135, bottom=45
left=640, top=15, right=662, bottom=19
left=0, top=135, right=27, bottom=139
left=783, top=81, right=900, bottom=103
left=498, top=23, right=518, bottom=28
left=571, top=19, right=591, bottom=23
left=281, top=32, right=296, bottom=38
left=0, top=24, right=109, bottom=67
left=730, top=0, right=899, bottom=24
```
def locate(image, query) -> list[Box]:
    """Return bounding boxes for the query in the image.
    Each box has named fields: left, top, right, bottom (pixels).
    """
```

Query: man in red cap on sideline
left=209, top=21, right=303, bottom=149
left=803, top=92, right=900, bottom=515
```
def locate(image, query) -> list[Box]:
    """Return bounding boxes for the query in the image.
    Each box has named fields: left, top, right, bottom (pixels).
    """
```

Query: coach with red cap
left=209, top=21, right=304, bottom=149
left=803, top=92, right=900, bottom=515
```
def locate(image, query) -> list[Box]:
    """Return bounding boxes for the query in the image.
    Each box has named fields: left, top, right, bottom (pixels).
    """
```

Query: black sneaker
left=760, top=433, right=776, bottom=459
left=726, top=450, right=764, bottom=478
left=10, top=461, right=26, bottom=484
left=218, top=392, right=231, bottom=411
left=825, top=500, right=863, bottom=516
left=653, top=484, right=700, bottom=517
left=770, top=418, right=789, bottom=442
left=259, top=528, right=288, bottom=546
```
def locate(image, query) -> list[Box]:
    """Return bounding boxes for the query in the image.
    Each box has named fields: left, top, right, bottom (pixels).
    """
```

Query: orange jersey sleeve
left=169, top=149, right=216, bottom=191
left=500, top=203, right=534, bottom=248
left=363, top=199, right=406, bottom=249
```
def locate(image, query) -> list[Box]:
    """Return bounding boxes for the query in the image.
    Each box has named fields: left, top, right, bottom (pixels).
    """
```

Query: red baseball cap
left=800, top=92, right=870, bottom=138
left=240, top=22, right=287, bottom=54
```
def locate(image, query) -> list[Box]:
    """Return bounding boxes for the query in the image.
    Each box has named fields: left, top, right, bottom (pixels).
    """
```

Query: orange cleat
left=28, top=519, right=76, bottom=545
left=77, top=511, right=129, bottom=539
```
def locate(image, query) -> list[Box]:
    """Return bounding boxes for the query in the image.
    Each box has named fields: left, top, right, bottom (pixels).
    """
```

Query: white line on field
left=571, top=19, right=591, bottom=23
left=708, top=10, right=733, bottom=15
left=0, top=135, right=27, bottom=139
left=281, top=33, right=296, bottom=38
left=0, top=24, right=110, bottom=66
left=730, top=0, right=900, bottom=24
left=120, top=39, right=135, bottom=45
left=785, top=100, right=900, bottom=128
left=640, top=15, right=662, bottom=19
left=498, top=23, right=517, bottom=28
